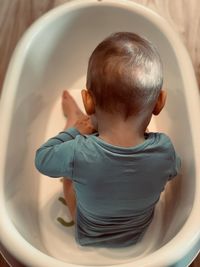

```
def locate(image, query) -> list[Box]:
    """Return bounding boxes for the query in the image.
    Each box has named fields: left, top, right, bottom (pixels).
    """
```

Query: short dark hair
left=86, top=32, right=163, bottom=118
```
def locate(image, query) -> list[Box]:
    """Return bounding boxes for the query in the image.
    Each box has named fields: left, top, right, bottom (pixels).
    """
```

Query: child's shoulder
left=150, top=131, right=172, bottom=142
left=148, top=132, right=176, bottom=153
left=72, top=131, right=98, bottom=148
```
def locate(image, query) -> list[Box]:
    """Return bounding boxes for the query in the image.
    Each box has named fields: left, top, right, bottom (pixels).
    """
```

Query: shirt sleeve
left=169, top=150, right=181, bottom=180
left=35, top=127, right=80, bottom=178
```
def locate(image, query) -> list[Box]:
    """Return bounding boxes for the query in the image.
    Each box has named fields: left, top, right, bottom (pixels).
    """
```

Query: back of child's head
left=86, top=32, right=163, bottom=119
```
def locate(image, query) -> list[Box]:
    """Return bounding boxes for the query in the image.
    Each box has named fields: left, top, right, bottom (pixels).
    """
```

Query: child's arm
left=35, top=115, right=96, bottom=178
left=35, top=128, right=79, bottom=178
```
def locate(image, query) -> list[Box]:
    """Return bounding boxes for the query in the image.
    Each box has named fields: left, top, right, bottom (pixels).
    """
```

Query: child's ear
left=153, top=90, right=167, bottom=116
left=81, top=89, right=95, bottom=115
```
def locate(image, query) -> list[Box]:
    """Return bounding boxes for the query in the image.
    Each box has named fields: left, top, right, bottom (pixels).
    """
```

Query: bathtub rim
left=0, top=0, right=200, bottom=266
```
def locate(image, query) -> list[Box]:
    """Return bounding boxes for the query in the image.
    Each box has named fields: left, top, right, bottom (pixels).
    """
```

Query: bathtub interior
left=3, top=3, right=196, bottom=265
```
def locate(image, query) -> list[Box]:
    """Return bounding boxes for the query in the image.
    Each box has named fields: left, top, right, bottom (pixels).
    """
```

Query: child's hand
left=74, top=115, right=97, bottom=135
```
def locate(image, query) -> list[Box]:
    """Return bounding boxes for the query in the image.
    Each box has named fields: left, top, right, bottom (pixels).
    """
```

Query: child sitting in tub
left=35, top=32, right=181, bottom=248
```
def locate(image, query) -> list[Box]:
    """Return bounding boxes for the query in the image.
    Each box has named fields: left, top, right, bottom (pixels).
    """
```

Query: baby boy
left=35, top=32, right=180, bottom=247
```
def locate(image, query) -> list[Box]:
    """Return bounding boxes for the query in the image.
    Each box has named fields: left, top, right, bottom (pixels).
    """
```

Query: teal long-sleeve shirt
left=35, top=128, right=180, bottom=247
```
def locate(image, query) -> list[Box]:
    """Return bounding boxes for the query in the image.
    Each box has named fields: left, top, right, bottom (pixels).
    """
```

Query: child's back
left=35, top=32, right=180, bottom=247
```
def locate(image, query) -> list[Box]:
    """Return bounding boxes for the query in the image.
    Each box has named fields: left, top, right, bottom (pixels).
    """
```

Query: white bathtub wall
left=1, top=1, right=200, bottom=267
left=2, top=1, right=196, bottom=253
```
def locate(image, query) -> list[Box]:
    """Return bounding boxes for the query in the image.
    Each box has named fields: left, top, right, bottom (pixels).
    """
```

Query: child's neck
left=96, top=110, right=151, bottom=147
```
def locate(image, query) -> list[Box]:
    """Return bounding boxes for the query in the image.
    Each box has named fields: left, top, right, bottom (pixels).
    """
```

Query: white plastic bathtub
left=0, top=0, right=200, bottom=266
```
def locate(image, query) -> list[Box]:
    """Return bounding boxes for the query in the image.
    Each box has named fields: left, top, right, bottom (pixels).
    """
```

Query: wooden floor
left=0, top=0, right=199, bottom=266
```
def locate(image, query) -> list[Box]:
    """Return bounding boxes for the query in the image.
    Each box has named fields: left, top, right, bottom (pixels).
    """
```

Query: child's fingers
left=87, top=119, right=97, bottom=133
left=74, top=115, right=97, bottom=134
